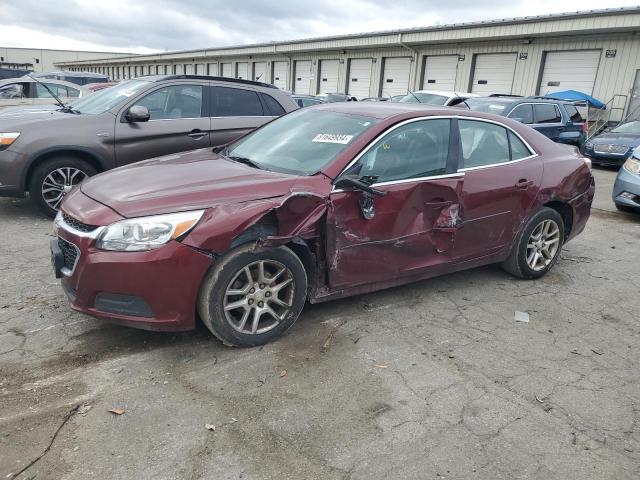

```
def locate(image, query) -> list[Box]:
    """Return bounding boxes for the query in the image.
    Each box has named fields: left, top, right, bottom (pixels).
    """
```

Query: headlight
left=0, top=132, right=20, bottom=149
left=623, top=157, right=640, bottom=176
left=96, top=210, right=204, bottom=251
left=585, top=142, right=594, bottom=150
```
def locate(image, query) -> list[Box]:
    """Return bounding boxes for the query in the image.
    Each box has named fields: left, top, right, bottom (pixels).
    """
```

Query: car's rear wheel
left=197, top=244, right=307, bottom=347
left=501, top=207, right=565, bottom=279
left=29, top=157, right=97, bottom=218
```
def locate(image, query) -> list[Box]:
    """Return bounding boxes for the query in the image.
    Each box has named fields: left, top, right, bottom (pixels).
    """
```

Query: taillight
left=580, top=123, right=588, bottom=133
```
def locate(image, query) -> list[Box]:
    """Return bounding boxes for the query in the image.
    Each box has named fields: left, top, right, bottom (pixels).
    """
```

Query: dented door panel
left=326, top=176, right=464, bottom=288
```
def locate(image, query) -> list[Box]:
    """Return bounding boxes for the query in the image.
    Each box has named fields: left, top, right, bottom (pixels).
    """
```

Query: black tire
left=501, top=207, right=565, bottom=279
left=197, top=244, right=308, bottom=347
left=29, top=157, right=97, bottom=218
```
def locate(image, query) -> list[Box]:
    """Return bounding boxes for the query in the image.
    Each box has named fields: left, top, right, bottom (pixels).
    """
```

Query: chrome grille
left=58, top=237, right=79, bottom=273
left=62, top=212, right=98, bottom=233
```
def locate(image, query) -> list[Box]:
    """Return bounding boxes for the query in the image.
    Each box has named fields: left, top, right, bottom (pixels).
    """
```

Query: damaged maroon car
left=51, top=103, right=594, bottom=347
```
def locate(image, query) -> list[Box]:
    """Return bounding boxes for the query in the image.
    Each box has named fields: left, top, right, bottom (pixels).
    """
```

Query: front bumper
left=55, top=225, right=213, bottom=332
left=583, top=149, right=630, bottom=166
left=612, top=167, right=640, bottom=209
left=0, top=148, right=28, bottom=197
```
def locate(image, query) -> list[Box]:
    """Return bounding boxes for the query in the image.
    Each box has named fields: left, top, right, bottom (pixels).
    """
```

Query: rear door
left=114, top=81, right=211, bottom=166
left=453, top=119, right=543, bottom=261
left=209, top=85, right=274, bottom=146
left=327, top=118, right=463, bottom=288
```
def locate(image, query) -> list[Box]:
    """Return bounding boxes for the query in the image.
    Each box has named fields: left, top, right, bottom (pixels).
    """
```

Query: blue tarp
left=544, top=90, right=606, bottom=109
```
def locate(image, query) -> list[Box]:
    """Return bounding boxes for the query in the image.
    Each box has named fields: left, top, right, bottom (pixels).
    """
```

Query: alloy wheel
left=526, top=219, right=560, bottom=271
left=223, top=260, right=295, bottom=335
left=41, top=167, right=87, bottom=210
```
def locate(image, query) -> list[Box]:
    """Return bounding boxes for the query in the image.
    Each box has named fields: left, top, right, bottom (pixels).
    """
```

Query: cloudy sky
left=1, top=0, right=639, bottom=54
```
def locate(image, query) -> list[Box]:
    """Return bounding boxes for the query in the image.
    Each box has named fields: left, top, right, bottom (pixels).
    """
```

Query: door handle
left=515, top=179, right=534, bottom=189
left=425, top=199, right=453, bottom=209
left=188, top=129, right=207, bottom=139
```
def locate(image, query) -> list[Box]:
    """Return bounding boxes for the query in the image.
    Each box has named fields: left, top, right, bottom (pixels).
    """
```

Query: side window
left=211, top=86, right=263, bottom=116
left=508, top=104, right=534, bottom=124
left=260, top=93, right=286, bottom=116
left=67, top=87, right=80, bottom=98
left=564, top=105, right=583, bottom=123
left=133, top=84, right=203, bottom=120
left=0, top=83, right=26, bottom=99
left=459, top=120, right=510, bottom=168
left=534, top=104, right=562, bottom=124
left=509, top=131, right=532, bottom=160
left=345, top=119, right=450, bottom=183
left=35, top=83, right=65, bottom=98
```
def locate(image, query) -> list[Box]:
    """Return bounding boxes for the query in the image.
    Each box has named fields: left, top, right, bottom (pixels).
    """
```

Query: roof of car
left=467, top=96, right=574, bottom=105
left=315, top=102, right=462, bottom=119
left=138, top=74, right=278, bottom=89
left=413, top=90, right=479, bottom=98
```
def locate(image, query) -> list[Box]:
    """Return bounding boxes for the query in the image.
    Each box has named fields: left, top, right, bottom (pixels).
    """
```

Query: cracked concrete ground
left=1, top=167, right=639, bottom=480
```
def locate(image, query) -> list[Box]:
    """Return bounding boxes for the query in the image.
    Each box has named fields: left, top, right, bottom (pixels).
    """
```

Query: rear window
left=564, top=105, right=583, bottom=123
left=534, top=104, right=562, bottom=124
left=211, top=86, right=264, bottom=117
left=260, top=93, right=286, bottom=116
left=464, top=98, right=510, bottom=115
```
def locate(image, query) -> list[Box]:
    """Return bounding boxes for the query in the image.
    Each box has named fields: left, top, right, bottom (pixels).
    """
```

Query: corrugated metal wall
left=64, top=30, right=640, bottom=121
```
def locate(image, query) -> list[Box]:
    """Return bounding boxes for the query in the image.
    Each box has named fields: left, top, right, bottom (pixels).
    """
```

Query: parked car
left=397, top=90, right=479, bottom=106
left=464, top=97, right=585, bottom=145
left=291, top=95, right=326, bottom=108
left=315, top=93, right=357, bottom=102
left=0, top=77, right=88, bottom=109
left=84, top=82, right=119, bottom=92
left=360, top=97, right=391, bottom=102
left=0, top=75, right=297, bottom=216
left=612, top=147, right=640, bottom=212
left=52, top=103, right=594, bottom=347
left=583, top=120, right=640, bottom=166
left=28, top=70, right=109, bottom=86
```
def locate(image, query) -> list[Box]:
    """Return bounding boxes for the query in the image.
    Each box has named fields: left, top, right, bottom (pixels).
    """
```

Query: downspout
left=398, top=33, right=420, bottom=92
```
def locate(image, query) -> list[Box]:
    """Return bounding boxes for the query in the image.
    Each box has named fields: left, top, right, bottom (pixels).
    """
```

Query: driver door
left=326, top=118, right=464, bottom=288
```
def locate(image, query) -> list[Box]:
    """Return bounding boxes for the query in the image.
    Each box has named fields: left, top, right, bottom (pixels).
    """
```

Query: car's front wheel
left=197, top=244, right=307, bottom=347
left=29, top=157, right=97, bottom=218
left=502, top=207, right=565, bottom=279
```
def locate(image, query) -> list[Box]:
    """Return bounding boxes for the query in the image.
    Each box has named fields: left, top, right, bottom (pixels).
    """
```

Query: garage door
left=294, top=60, right=312, bottom=94
left=236, top=62, right=249, bottom=80
left=272, top=61, right=288, bottom=89
left=221, top=63, right=233, bottom=78
left=207, top=63, right=218, bottom=76
left=380, top=57, right=411, bottom=97
left=538, top=50, right=601, bottom=95
left=471, top=53, right=517, bottom=95
left=422, top=55, right=458, bottom=91
left=347, top=58, right=372, bottom=99
left=185, top=64, right=195, bottom=75
left=318, top=60, right=340, bottom=94
left=253, top=62, right=267, bottom=82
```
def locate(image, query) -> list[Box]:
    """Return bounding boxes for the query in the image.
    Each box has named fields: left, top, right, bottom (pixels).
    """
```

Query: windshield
left=611, top=121, right=640, bottom=134
left=399, top=93, right=449, bottom=105
left=464, top=99, right=510, bottom=115
left=227, top=109, right=378, bottom=175
left=70, top=80, right=150, bottom=114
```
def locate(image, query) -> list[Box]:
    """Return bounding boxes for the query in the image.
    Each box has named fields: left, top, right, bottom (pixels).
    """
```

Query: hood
left=80, top=148, right=301, bottom=218
left=0, top=109, right=92, bottom=128
left=590, top=132, right=640, bottom=147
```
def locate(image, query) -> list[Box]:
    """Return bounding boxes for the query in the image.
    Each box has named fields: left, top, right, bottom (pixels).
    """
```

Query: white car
left=0, top=77, right=90, bottom=109
left=397, top=90, right=479, bottom=106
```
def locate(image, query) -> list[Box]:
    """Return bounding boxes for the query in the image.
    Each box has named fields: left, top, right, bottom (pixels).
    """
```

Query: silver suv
left=0, top=75, right=298, bottom=216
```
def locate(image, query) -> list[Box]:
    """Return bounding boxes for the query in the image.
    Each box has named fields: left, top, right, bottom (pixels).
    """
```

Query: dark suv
left=464, top=97, right=585, bottom=145
left=0, top=75, right=297, bottom=216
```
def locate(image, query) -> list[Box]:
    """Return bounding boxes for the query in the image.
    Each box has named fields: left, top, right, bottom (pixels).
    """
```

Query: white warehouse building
left=56, top=7, right=640, bottom=121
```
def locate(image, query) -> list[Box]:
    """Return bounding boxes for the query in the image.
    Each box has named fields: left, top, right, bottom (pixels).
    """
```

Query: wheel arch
left=543, top=200, right=573, bottom=240
left=22, top=147, right=109, bottom=192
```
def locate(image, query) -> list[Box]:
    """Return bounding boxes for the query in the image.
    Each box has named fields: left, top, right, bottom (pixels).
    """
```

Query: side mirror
left=126, top=105, right=150, bottom=122
left=334, top=176, right=386, bottom=197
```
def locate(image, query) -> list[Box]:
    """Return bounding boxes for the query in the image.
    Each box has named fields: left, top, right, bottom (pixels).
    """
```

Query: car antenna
left=407, top=90, right=422, bottom=103
left=27, top=74, right=69, bottom=111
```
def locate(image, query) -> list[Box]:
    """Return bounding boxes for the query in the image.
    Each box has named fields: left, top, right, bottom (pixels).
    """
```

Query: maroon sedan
left=51, top=103, right=594, bottom=347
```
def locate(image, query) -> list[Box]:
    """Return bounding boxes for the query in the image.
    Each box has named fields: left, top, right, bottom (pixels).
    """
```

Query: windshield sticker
left=312, top=133, right=354, bottom=144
